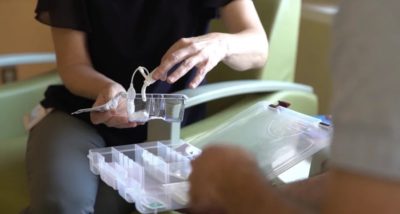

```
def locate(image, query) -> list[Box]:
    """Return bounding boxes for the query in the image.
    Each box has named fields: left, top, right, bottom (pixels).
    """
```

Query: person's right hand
left=90, top=83, right=140, bottom=128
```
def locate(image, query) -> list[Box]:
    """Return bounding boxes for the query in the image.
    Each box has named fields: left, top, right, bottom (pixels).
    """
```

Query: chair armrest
left=175, top=80, right=314, bottom=108
left=149, top=80, right=314, bottom=143
left=0, top=53, right=56, bottom=67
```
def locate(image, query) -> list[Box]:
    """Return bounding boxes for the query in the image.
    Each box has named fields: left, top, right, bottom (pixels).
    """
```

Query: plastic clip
left=269, top=100, right=291, bottom=109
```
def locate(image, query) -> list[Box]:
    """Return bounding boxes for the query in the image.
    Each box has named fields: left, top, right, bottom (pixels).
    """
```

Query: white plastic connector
left=136, top=66, right=156, bottom=102
left=126, top=66, right=157, bottom=121
left=127, top=83, right=136, bottom=121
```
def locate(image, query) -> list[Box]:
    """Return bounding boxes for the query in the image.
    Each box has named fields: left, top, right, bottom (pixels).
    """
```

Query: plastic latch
left=269, top=100, right=291, bottom=109
left=319, top=122, right=331, bottom=129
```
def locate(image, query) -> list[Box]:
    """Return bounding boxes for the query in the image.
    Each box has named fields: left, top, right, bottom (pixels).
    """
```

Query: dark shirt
left=35, top=0, right=232, bottom=146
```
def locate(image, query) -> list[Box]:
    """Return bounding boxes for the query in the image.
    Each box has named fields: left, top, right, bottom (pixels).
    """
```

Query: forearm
left=220, top=0, right=268, bottom=71
left=51, top=27, right=123, bottom=100
left=58, top=63, right=118, bottom=100
left=222, top=29, right=268, bottom=71
left=323, top=169, right=400, bottom=214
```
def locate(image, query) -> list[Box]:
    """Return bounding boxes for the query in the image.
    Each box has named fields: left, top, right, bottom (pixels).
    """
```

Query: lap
left=25, top=111, right=133, bottom=214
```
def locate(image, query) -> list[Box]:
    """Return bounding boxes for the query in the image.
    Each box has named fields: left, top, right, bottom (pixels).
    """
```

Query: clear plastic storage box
left=88, top=141, right=200, bottom=213
left=72, top=93, right=187, bottom=123
left=87, top=101, right=332, bottom=213
left=125, top=94, right=187, bottom=123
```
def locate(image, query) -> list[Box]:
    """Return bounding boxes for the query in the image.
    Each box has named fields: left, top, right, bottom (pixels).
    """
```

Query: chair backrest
left=205, top=0, right=301, bottom=114
left=208, top=0, right=301, bottom=83
left=0, top=72, right=59, bottom=141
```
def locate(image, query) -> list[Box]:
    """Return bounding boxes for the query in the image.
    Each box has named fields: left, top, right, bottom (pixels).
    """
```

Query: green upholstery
left=0, top=71, right=60, bottom=213
left=0, top=72, right=60, bottom=140
left=0, top=0, right=317, bottom=213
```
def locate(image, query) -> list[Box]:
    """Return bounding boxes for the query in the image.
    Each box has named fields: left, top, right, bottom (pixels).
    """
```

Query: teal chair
left=0, top=0, right=318, bottom=213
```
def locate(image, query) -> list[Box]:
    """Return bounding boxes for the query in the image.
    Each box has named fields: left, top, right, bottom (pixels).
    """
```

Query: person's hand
left=152, top=33, right=229, bottom=88
left=189, top=145, right=270, bottom=214
left=90, top=83, right=140, bottom=128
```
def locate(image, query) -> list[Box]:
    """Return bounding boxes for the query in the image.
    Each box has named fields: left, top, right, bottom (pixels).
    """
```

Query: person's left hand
left=152, top=33, right=228, bottom=88
left=90, top=83, right=141, bottom=128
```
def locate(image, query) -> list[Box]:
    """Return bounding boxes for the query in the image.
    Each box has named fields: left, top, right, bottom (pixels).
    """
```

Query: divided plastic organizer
left=88, top=140, right=200, bottom=213
left=87, top=101, right=333, bottom=213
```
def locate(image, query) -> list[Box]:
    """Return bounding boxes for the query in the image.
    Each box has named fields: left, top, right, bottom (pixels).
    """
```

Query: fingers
left=101, top=82, right=127, bottom=102
left=188, top=58, right=217, bottom=88
left=153, top=38, right=199, bottom=80
left=90, top=111, right=113, bottom=125
left=90, top=92, right=144, bottom=128
left=91, top=111, right=143, bottom=128
left=153, top=37, right=211, bottom=81
left=167, top=53, right=206, bottom=84
left=153, top=34, right=227, bottom=86
left=104, top=115, right=139, bottom=128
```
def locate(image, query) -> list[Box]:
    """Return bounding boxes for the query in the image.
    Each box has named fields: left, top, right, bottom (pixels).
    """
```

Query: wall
left=295, top=0, right=340, bottom=114
left=0, top=0, right=54, bottom=83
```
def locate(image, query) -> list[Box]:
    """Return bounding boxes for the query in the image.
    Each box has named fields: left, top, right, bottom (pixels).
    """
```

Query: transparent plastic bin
left=72, top=93, right=187, bottom=123
left=125, top=94, right=187, bottom=123
left=88, top=140, right=200, bottom=214
left=190, top=101, right=333, bottom=179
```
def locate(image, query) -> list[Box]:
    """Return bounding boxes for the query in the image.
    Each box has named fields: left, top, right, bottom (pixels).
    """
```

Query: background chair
left=0, top=53, right=59, bottom=213
left=0, top=0, right=318, bottom=213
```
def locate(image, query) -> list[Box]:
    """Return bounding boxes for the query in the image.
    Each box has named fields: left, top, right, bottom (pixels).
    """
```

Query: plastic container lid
left=186, top=101, right=333, bottom=179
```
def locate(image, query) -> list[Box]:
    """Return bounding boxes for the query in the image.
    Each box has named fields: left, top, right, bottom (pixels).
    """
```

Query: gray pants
left=25, top=111, right=135, bottom=214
